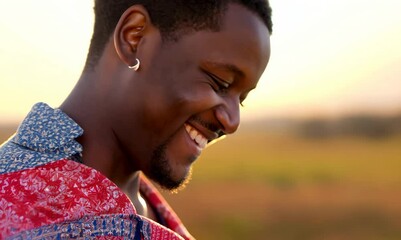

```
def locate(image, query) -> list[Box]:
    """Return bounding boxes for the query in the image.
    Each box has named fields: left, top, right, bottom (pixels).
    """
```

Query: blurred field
left=162, top=119, right=401, bottom=240
left=1, top=117, right=401, bottom=240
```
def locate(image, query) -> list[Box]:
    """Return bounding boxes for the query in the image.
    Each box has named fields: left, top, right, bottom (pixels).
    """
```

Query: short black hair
left=85, top=0, right=273, bottom=70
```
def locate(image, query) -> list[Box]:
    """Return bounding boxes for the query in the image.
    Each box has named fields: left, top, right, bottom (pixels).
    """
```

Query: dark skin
left=60, top=3, right=270, bottom=219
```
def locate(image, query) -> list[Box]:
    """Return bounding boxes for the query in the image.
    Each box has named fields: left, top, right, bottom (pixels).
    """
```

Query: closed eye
left=203, top=70, right=247, bottom=107
left=205, top=71, right=230, bottom=91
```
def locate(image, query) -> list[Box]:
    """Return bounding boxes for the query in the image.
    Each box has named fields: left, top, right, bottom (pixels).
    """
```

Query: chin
left=167, top=167, right=193, bottom=194
left=148, top=143, right=194, bottom=192
left=151, top=164, right=193, bottom=193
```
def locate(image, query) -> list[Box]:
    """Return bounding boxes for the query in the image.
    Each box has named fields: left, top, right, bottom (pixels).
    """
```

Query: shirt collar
left=12, top=102, right=84, bottom=156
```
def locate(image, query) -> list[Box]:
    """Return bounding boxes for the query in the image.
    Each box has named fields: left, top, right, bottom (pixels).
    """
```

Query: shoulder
left=0, top=160, right=135, bottom=238
left=0, top=138, right=63, bottom=174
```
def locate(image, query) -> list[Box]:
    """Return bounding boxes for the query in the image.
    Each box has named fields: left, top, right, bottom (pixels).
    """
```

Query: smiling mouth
left=184, top=124, right=208, bottom=149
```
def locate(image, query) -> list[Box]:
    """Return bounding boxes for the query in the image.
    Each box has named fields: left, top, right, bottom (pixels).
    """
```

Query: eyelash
left=206, top=72, right=229, bottom=92
left=205, top=71, right=245, bottom=108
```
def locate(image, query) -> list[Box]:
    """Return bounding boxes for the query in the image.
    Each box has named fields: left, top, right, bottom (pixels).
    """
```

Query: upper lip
left=186, top=120, right=220, bottom=143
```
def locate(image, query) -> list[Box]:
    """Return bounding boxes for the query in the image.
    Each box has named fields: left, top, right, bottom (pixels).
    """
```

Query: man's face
left=112, top=4, right=270, bottom=190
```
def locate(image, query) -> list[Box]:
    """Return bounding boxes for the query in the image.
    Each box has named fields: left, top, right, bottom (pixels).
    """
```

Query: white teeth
left=199, top=138, right=207, bottom=148
left=185, top=124, right=191, bottom=132
left=184, top=124, right=208, bottom=149
left=195, top=135, right=203, bottom=145
left=190, top=130, right=197, bottom=140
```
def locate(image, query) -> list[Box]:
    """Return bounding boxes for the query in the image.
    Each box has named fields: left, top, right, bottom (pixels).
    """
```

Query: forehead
left=157, top=3, right=270, bottom=86
left=199, top=3, right=270, bottom=82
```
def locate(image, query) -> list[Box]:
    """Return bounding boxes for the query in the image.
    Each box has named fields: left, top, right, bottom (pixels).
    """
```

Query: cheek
left=175, top=84, right=220, bottom=114
left=143, top=77, right=220, bottom=132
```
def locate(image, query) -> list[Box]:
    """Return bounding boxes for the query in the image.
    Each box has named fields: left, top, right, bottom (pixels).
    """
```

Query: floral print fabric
left=0, top=160, right=136, bottom=238
left=0, top=103, right=193, bottom=239
left=0, top=102, right=83, bottom=174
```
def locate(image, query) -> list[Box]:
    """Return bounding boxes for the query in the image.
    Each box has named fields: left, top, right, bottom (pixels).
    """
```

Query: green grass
left=164, top=130, right=401, bottom=239
left=193, top=131, right=401, bottom=187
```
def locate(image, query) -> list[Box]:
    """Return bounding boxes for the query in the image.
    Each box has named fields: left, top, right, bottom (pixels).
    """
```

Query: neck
left=119, top=172, right=148, bottom=216
left=60, top=76, right=147, bottom=214
left=59, top=67, right=134, bottom=185
left=59, top=43, right=148, bottom=212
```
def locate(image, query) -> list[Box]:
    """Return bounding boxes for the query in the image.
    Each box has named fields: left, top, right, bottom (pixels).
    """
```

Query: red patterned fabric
left=0, top=160, right=135, bottom=238
left=140, top=176, right=194, bottom=240
left=0, top=160, right=192, bottom=239
left=0, top=103, right=194, bottom=239
left=146, top=218, right=186, bottom=240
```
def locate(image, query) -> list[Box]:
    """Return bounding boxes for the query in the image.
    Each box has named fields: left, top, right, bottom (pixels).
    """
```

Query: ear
left=113, top=5, right=151, bottom=67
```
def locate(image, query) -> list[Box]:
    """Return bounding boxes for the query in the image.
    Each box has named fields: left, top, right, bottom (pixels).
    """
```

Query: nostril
left=215, top=103, right=240, bottom=135
left=216, top=129, right=225, bottom=138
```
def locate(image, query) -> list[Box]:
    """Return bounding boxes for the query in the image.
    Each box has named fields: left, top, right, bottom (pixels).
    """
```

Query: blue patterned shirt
left=0, top=102, right=83, bottom=174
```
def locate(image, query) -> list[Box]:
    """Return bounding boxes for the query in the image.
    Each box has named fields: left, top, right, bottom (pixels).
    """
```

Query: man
left=0, top=0, right=272, bottom=239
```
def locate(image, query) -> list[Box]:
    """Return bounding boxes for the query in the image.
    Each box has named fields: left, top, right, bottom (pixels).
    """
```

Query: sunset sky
left=1, top=0, right=400, bottom=124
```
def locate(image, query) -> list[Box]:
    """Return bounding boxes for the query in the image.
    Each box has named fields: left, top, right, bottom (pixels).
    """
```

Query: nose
left=215, top=97, right=240, bottom=134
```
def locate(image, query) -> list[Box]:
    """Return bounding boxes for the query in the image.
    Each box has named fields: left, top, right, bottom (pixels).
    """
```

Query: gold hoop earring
left=128, top=58, right=140, bottom=71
